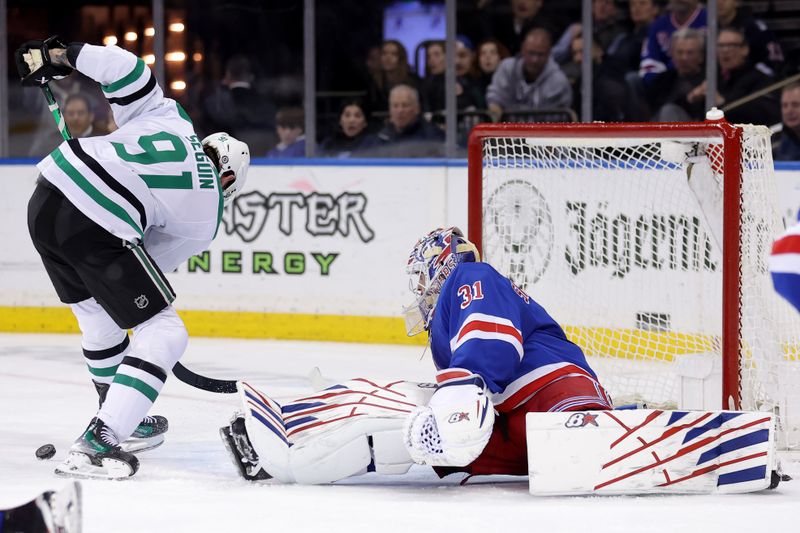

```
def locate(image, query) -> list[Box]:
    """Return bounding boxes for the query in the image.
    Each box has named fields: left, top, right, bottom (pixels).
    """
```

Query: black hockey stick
left=172, top=362, right=237, bottom=394
left=34, top=79, right=239, bottom=395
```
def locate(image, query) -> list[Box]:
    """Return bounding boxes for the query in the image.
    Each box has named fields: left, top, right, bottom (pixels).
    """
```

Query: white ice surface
left=1, top=333, right=798, bottom=533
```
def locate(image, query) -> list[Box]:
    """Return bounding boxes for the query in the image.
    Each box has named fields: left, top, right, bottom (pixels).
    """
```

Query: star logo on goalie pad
left=565, top=412, right=599, bottom=428
left=448, top=412, right=470, bottom=423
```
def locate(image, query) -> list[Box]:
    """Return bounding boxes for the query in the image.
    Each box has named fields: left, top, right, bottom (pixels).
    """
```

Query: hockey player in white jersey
left=17, top=37, right=250, bottom=478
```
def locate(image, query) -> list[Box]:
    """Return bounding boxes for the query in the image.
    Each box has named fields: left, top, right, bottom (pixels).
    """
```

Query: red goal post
left=467, top=121, right=799, bottom=449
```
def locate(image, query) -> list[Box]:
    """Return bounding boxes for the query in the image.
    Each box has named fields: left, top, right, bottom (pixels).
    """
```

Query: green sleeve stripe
left=102, top=58, right=146, bottom=93
left=113, top=374, right=159, bottom=402
left=139, top=171, right=194, bottom=189
left=87, top=364, right=119, bottom=377
left=50, top=148, right=144, bottom=238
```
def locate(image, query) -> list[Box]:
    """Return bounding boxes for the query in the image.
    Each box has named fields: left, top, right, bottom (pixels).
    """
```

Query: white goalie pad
left=526, top=409, right=777, bottom=495
left=238, top=379, right=434, bottom=484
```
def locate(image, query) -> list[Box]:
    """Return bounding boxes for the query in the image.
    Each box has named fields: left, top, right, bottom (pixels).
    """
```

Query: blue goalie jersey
left=428, top=262, right=600, bottom=412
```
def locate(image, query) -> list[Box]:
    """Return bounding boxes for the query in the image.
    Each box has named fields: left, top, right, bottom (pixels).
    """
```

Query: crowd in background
left=21, top=0, right=800, bottom=161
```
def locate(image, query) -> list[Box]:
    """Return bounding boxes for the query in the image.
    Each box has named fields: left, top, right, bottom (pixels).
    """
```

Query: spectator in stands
left=63, top=93, right=96, bottom=137
left=489, top=0, right=562, bottom=55
left=366, top=40, right=419, bottom=114
left=618, top=0, right=663, bottom=120
left=203, top=55, right=275, bottom=155
left=617, top=0, right=661, bottom=72
left=420, top=41, right=447, bottom=112
left=640, top=0, right=707, bottom=84
left=265, top=107, right=306, bottom=158
left=455, top=35, right=479, bottom=80
left=376, top=84, right=444, bottom=157
left=563, top=35, right=628, bottom=121
left=774, top=82, right=800, bottom=161
left=486, top=28, right=572, bottom=122
left=420, top=39, right=485, bottom=113
left=29, top=93, right=97, bottom=156
left=646, top=28, right=706, bottom=121
left=552, top=0, right=626, bottom=65
left=454, top=36, right=487, bottom=110
left=476, top=39, right=512, bottom=95
left=718, top=0, right=784, bottom=76
left=319, top=99, right=379, bottom=158
left=686, top=28, right=779, bottom=126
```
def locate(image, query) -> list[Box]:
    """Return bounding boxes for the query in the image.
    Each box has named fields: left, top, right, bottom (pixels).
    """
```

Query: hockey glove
left=15, top=36, right=73, bottom=86
left=403, top=374, right=495, bottom=467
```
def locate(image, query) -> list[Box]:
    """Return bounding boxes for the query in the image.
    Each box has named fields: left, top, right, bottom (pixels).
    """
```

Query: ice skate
left=55, top=418, right=139, bottom=479
left=220, top=414, right=270, bottom=481
left=95, top=381, right=168, bottom=453
left=121, top=415, right=168, bottom=454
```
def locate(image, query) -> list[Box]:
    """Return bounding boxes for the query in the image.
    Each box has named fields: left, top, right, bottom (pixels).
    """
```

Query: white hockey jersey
left=36, top=44, right=222, bottom=273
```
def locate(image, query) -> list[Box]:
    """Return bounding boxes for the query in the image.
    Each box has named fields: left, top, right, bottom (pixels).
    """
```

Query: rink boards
left=1, top=159, right=800, bottom=345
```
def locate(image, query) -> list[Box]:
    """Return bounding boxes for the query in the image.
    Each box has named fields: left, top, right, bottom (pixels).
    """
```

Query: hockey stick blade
left=172, top=362, right=237, bottom=393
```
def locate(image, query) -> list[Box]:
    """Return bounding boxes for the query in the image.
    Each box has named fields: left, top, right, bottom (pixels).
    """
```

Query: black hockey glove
left=15, top=35, right=74, bottom=87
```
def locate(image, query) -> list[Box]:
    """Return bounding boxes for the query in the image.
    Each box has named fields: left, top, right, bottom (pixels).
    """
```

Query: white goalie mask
left=202, top=132, right=250, bottom=207
left=402, top=227, right=480, bottom=336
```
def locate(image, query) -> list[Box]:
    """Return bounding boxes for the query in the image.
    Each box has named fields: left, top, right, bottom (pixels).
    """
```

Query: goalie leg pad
left=290, top=419, right=413, bottom=484
left=526, top=409, right=778, bottom=495
left=235, top=379, right=423, bottom=484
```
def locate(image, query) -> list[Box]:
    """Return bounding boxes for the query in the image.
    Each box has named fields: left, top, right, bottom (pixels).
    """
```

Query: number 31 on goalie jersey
left=458, top=281, right=484, bottom=309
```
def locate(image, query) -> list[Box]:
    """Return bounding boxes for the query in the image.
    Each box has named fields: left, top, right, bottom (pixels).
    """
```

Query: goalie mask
left=202, top=132, right=250, bottom=207
left=402, top=227, right=480, bottom=336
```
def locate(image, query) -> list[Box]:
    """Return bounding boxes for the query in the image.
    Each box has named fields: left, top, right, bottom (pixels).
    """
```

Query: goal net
left=468, top=121, right=800, bottom=450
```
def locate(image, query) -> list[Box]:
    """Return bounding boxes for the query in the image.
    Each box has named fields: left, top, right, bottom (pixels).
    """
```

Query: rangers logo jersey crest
left=36, top=44, right=222, bottom=273
left=428, top=262, right=602, bottom=412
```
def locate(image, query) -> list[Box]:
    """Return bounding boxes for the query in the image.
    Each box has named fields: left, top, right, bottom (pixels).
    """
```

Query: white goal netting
left=478, top=124, right=800, bottom=450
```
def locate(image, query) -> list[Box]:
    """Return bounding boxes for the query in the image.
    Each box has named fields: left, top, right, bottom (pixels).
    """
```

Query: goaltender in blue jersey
left=400, top=227, right=611, bottom=475
left=425, top=258, right=600, bottom=413
left=218, top=227, right=612, bottom=483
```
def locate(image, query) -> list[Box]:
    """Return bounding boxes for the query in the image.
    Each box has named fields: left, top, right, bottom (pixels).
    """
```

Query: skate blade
left=219, top=426, right=271, bottom=481
left=54, top=452, right=135, bottom=480
left=120, top=434, right=164, bottom=454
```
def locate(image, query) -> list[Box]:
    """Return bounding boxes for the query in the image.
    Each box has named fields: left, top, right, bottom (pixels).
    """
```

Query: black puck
left=36, top=444, right=56, bottom=460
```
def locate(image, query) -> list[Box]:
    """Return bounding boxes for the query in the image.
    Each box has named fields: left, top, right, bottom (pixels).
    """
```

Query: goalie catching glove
left=15, top=35, right=74, bottom=86
left=403, top=371, right=495, bottom=467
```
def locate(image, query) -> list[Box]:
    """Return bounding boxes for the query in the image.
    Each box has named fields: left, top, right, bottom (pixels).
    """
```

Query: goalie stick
left=29, top=75, right=238, bottom=396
